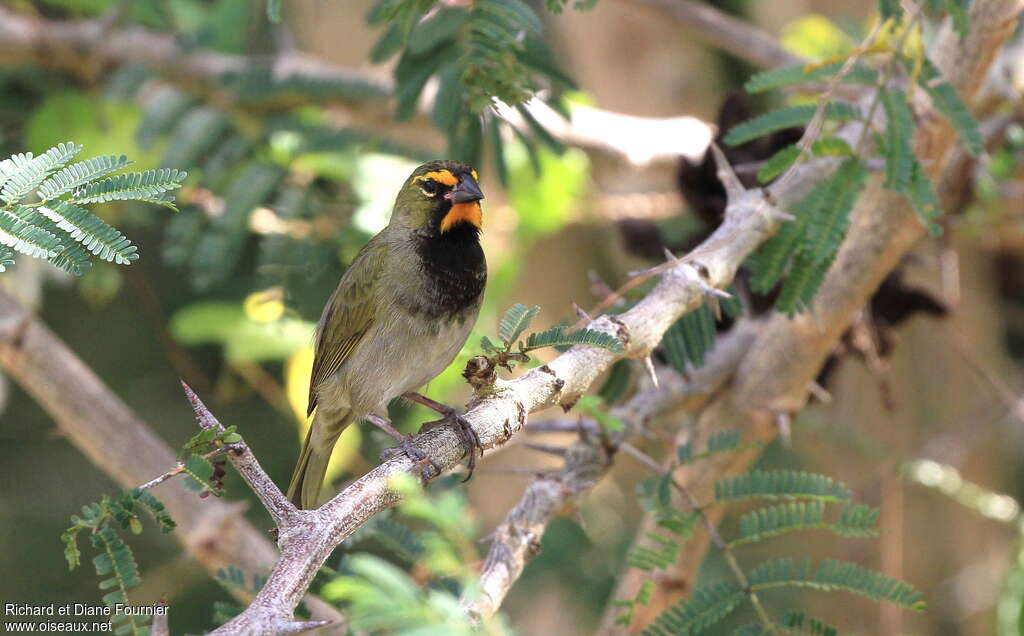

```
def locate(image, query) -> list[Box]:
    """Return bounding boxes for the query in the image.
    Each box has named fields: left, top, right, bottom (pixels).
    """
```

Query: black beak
left=452, top=174, right=484, bottom=203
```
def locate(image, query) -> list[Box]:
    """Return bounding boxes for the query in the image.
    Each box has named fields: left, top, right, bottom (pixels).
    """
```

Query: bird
left=286, top=160, right=487, bottom=509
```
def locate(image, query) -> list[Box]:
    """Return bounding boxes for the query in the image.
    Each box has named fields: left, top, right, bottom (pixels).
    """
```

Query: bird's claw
left=381, top=435, right=439, bottom=482
left=423, top=410, right=482, bottom=482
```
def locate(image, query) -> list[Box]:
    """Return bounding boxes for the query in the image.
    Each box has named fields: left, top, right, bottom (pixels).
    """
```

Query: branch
left=465, top=322, right=759, bottom=619
left=602, top=0, right=1024, bottom=629
left=0, top=7, right=713, bottom=168
left=621, top=0, right=804, bottom=69
left=211, top=139, right=850, bottom=632
left=0, top=288, right=345, bottom=631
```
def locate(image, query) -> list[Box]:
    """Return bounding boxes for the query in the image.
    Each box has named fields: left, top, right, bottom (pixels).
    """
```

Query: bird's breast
left=404, top=228, right=486, bottom=321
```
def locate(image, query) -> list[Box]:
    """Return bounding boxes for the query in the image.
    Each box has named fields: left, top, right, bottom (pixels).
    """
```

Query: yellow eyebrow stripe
left=413, top=170, right=458, bottom=186
left=471, top=169, right=478, bottom=181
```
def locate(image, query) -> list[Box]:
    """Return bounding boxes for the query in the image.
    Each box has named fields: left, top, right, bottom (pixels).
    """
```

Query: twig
left=621, top=0, right=804, bottom=69
left=465, top=323, right=760, bottom=620
left=216, top=137, right=800, bottom=630
left=0, top=289, right=346, bottom=631
left=136, top=444, right=241, bottom=492
left=618, top=443, right=779, bottom=634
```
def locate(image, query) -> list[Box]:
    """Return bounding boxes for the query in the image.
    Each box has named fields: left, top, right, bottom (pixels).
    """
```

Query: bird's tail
left=286, top=409, right=355, bottom=509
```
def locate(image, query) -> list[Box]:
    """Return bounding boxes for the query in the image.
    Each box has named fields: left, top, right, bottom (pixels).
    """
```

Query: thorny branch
left=201, top=141, right=804, bottom=632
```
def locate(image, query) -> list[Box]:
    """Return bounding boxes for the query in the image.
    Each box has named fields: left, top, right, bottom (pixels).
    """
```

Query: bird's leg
left=403, top=392, right=482, bottom=481
left=366, top=413, right=437, bottom=481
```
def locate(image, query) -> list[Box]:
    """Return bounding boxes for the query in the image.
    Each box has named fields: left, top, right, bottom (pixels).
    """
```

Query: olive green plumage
left=287, top=160, right=487, bottom=509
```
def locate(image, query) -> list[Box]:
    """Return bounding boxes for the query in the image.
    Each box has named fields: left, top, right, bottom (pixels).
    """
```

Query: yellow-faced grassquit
left=287, top=160, right=487, bottom=509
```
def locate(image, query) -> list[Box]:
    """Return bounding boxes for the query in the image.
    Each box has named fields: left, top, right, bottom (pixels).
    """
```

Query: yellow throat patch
left=441, top=201, right=482, bottom=233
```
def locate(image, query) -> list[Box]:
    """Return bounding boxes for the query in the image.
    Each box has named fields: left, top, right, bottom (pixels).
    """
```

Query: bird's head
left=391, top=160, right=484, bottom=237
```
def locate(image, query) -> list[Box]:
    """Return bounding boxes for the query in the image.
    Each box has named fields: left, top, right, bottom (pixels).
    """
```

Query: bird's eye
left=419, top=180, right=439, bottom=197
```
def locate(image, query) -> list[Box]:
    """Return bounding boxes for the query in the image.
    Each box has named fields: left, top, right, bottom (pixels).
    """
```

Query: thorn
left=774, top=411, right=792, bottom=447
left=663, top=246, right=679, bottom=263
left=277, top=620, right=333, bottom=634
left=181, top=380, right=222, bottom=432
left=519, top=441, right=567, bottom=457
left=573, top=302, right=591, bottom=322
left=643, top=355, right=660, bottom=389
left=807, top=380, right=833, bottom=403
left=699, top=281, right=732, bottom=300
left=772, top=209, right=797, bottom=222
left=709, top=141, right=746, bottom=200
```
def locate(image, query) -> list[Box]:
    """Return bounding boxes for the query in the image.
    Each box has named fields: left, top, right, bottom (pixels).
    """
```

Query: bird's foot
left=380, top=435, right=438, bottom=482
left=422, top=408, right=482, bottom=482
left=367, top=413, right=439, bottom=482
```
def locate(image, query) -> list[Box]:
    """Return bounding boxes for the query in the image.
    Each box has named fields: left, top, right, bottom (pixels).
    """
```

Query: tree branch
left=620, top=0, right=804, bottom=69
left=465, top=321, right=760, bottom=620
left=0, top=7, right=713, bottom=168
left=208, top=140, right=856, bottom=632
left=601, top=0, right=1024, bottom=629
left=0, top=288, right=345, bottom=631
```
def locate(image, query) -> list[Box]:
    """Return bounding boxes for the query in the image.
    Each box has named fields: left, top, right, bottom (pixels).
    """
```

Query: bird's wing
left=307, top=239, right=387, bottom=416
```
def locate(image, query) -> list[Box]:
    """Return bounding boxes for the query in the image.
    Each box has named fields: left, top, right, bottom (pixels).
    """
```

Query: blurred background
left=1, top=0, right=1023, bottom=634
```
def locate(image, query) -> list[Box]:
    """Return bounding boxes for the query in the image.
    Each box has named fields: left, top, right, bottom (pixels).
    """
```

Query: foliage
left=661, top=290, right=742, bottom=371
left=365, top=0, right=581, bottom=181
left=610, top=432, right=923, bottom=634
left=321, top=474, right=511, bottom=634
left=61, top=490, right=176, bottom=636
left=478, top=303, right=623, bottom=373
left=0, top=142, right=184, bottom=274
left=730, top=6, right=982, bottom=315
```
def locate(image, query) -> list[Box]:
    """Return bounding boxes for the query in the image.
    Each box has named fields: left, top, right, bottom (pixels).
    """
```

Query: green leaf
left=878, top=0, right=904, bottom=21
left=811, top=137, right=854, bottom=157
left=0, top=247, right=14, bottom=273
left=801, top=158, right=868, bottom=263
left=781, top=609, right=838, bottom=636
left=132, top=489, right=176, bottom=533
left=834, top=503, right=879, bottom=537
left=516, top=103, right=564, bottom=154
left=408, top=8, right=467, bottom=54
left=905, top=159, right=943, bottom=235
left=715, top=470, right=851, bottom=503
left=598, top=359, right=632, bottom=403
left=944, top=0, right=969, bottom=39
left=37, top=154, right=132, bottom=201
left=0, top=142, right=81, bottom=204
left=677, top=429, right=749, bottom=464
left=181, top=453, right=219, bottom=494
left=746, top=212, right=808, bottom=294
left=749, top=558, right=927, bottom=610
left=661, top=304, right=716, bottom=371
left=576, top=394, right=625, bottom=432
left=61, top=528, right=83, bottom=570
left=916, top=59, right=983, bottom=157
left=775, top=251, right=831, bottom=316
left=40, top=201, right=138, bottom=265
left=641, top=581, right=745, bottom=636
left=522, top=325, right=623, bottom=353
left=0, top=208, right=64, bottom=259
left=724, top=103, right=859, bottom=146
left=499, top=303, right=540, bottom=345
left=745, top=61, right=878, bottom=94
left=757, top=144, right=802, bottom=183
left=487, top=117, right=510, bottom=187
left=628, top=532, right=680, bottom=571
left=70, top=168, right=187, bottom=210
left=880, top=87, right=915, bottom=193
left=160, top=107, right=229, bottom=169
left=732, top=502, right=828, bottom=546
